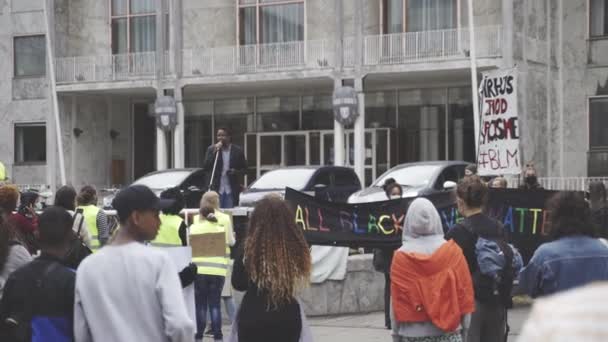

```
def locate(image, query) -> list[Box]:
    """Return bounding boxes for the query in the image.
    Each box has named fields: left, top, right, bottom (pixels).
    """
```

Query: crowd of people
left=0, top=139, right=607, bottom=341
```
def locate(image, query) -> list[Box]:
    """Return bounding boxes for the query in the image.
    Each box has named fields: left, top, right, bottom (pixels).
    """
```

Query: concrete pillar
left=502, top=0, right=514, bottom=68
left=354, top=77, right=366, bottom=185
left=106, top=97, right=113, bottom=186
left=334, top=78, right=345, bottom=167
left=156, top=0, right=168, bottom=171
left=174, top=87, right=185, bottom=168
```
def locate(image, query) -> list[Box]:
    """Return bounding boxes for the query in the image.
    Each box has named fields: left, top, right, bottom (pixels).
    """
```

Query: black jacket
left=232, top=248, right=302, bottom=342
left=202, top=144, right=247, bottom=205
left=0, top=254, right=75, bottom=341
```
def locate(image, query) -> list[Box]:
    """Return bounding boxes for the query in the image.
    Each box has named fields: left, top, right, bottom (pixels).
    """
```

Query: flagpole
left=43, top=0, right=67, bottom=186
left=468, top=0, right=481, bottom=157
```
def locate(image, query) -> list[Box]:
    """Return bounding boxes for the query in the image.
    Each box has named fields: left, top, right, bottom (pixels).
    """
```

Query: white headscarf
left=399, top=198, right=446, bottom=254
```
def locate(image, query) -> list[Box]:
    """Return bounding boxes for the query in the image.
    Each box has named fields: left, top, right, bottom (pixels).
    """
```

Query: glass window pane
left=591, top=98, right=608, bottom=148
left=256, top=96, right=300, bottom=131
left=285, top=135, right=307, bottom=166
left=185, top=101, right=213, bottom=168
left=131, top=0, right=155, bottom=14
left=384, top=0, right=404, bottom=33
left=449, top=87, right=475, bottom=162
left=112, top=0, right=128, bottom=16
left=240, top=7, right=257, bottom=45
left=14, top=36, right=46, bottom=77
left=214, top=98, right=255, bottom=149
left=239, top=0, right=256, bottom=5
left=130, top=16, right=156, bottom=52
left=398, top=89, right=446, bottom=162
left=366, top=91, right=396, bottom=128
left=302, top=95, right=333, bottom=130
left=15, top=125, right=46, bottom=163
left=407, top=0, right=456, bottom=32
left=112, top=18, right=128, bottom=54
left=590, top=0, right=608, bottom=37
left=260, top=3, right=304, bottom=43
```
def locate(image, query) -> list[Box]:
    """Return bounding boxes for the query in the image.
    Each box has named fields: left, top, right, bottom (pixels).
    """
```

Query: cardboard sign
left=190, top=232, right=225, bottom=257
left=478, top=68, right=521, bottom=176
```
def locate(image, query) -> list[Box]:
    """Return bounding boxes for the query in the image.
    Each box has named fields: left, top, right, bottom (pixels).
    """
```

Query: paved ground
left=215, top=306, right=531, bottom=341
left=309, top=307, right=531, bottom=342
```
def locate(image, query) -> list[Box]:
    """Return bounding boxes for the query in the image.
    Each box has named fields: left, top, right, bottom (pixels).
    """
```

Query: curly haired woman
left=230, top=195, right=312, bottom=342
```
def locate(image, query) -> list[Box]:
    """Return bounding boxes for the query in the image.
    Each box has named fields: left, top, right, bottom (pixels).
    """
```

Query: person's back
left=0, top=206, right=77, bottom=342
left=518, top=282, right=608, bottom=342
left=519, top=235, right=608, bottom=297
left=74, top=185, right=193, bottom=342
left=519, top=191, right=608, bottom=298
left=75, top=242, right=191, bottom=341
left=0, top=256, right=75, bottom=341
left=592, top=207, right=608, bottom=238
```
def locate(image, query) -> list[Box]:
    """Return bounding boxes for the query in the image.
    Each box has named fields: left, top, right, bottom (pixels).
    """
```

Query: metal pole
left=467, top=0, right=481, bottom=156
left=43, top=0, right=67, bottom=186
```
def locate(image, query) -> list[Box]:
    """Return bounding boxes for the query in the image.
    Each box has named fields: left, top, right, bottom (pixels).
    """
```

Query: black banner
left=285, top=188, right=565, bottom=263
left=285, top=187, right=456, bottom=248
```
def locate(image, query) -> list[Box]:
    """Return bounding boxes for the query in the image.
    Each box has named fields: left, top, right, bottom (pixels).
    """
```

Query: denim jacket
left=518, top=235, right=608, bottom=298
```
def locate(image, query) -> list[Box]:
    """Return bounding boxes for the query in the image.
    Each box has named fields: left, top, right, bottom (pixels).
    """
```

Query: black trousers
left=384, top=271, right=391, bottom=327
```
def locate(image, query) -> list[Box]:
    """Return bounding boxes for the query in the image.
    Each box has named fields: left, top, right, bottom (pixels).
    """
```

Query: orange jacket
left=391, top=240, right=475, bottom=332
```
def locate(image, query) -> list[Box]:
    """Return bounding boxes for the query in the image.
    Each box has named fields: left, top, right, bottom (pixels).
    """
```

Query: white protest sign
left=477, top=68, right=521, bottom=176
left=154, top=246, right=196, bottom=322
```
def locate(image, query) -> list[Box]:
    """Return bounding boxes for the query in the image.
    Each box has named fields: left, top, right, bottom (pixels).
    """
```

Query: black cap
left=112, top=185, right=174, bottom=222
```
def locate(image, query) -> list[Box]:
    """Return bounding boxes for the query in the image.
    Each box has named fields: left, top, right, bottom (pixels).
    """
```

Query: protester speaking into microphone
left=203, top=127, right=247, bottom=209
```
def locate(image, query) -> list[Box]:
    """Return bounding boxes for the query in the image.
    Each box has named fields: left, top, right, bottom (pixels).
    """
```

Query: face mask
left=390, top=195, right=401, bottom=200
left=526, top=175, right=537, bottom=185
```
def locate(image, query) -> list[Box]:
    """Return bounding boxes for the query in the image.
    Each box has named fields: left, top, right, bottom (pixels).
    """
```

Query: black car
left=104, top=168, right=207, bottom=209
left=348, top=161, right=472, bottom=203
left=239, top=166, right=362, bottom=207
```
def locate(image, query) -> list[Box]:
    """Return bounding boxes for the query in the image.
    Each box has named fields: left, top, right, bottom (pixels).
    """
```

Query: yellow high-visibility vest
left=0, top=162, right=6, bottom=181
left=151, top=214, right=183, bottom=247
left=192, top=211, right=231, bottom=230
left=190, top=220, right=230, bottom=277
left=78, top=205, right=101, bottom=250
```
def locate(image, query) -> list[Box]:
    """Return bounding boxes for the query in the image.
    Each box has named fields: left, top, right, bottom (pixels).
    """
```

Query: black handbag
left=64, top=209, right=92, bottom=269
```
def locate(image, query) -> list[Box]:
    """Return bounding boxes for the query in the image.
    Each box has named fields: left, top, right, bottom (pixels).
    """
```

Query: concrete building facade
left=0, top=0, right=606, bottom=190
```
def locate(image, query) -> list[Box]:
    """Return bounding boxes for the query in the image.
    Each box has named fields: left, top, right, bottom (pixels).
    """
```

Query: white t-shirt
left=74, top=241, right=194, bottom=342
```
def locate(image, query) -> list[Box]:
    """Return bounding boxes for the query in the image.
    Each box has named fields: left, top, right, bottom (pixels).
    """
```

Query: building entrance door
left=244, top=128, right=392, bottom=186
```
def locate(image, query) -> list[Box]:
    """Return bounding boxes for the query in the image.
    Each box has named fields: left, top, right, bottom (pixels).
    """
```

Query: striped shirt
left=518, top=282, right=608, bottom=342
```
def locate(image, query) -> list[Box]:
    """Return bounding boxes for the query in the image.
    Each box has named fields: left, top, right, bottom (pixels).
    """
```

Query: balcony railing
left=55, top=52, right=158, bottom=84
left=361, top=25, right=502, bottom=66
left=183, top=40, right=333, bottom=77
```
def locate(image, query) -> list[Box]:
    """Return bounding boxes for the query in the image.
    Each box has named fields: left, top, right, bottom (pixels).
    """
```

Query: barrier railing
left=184, top=40, right=332, bottom=77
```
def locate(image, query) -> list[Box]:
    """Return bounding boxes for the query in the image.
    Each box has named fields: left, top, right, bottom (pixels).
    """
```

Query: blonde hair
left=200, top=191, right=220, bottom=211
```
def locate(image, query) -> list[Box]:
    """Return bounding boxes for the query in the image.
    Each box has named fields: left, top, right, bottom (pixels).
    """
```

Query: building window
left=238, top=0, right=305, bottom=45
left=591, top=0, right=608, bottom=37
left=589, top=97, right=608, bottom=176
left=382, top=0, right=457, bottom=33
left=14, top=123, right=46, bottom=164
left=14, top=35, right=46, bottom=77
left=111, top=0, right=157, bottom=54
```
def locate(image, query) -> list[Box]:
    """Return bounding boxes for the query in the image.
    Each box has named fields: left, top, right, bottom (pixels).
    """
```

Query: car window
left=435, top=166, right=460, bottom=190
left=133, top=171, right=191, bottom=190
left=183, top=170, right=206, bottom=190
left=375, top=165, right=441, bottom=188
left=250, top=169, right=316, bottom=190
left=333, top=169, right=360, bottom=188
left=311, top=170, right=331, bottom=188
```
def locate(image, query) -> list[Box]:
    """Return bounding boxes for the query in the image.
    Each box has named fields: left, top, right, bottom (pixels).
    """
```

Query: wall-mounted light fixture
left=73, top=128, right=83, bottom=137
